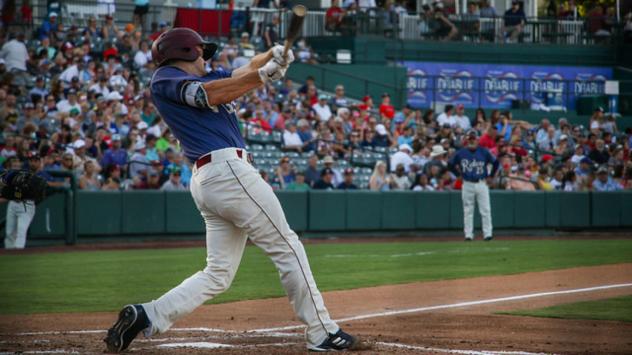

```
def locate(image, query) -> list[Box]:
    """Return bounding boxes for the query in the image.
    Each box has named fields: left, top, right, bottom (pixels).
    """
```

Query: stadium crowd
left=0, top=14, right=630, bottom=194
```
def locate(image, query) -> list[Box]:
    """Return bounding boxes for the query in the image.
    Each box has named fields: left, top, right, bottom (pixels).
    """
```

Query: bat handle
left=282, top=39, right=291, bottom=59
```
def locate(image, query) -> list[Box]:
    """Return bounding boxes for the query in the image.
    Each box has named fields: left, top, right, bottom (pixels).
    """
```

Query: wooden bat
left=283, top=5, right=306, bottom=59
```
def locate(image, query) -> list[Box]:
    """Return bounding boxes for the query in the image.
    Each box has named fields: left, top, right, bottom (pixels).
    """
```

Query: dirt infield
left=1, top=263, right=631, bottom=354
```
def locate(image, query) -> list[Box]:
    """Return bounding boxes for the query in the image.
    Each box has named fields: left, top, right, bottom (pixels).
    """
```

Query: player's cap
left=321, top=167, right=334, bottom=176
left=597, top=165, right=608, bottom=174
left=399, top=143, right=412, bottom=152
left=375, top=124, right=387, bottom=135
left=323, top=155, right=335, bottom=164
left=73, top=139, right=86, bottom=149
left=343, top=168, right=354, bottom=175
left=152, top=27, right=218, bottom=67
left=111, top=134, right=122, bottom=141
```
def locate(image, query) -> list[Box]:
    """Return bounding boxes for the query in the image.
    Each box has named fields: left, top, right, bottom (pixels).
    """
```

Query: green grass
left=499, top=296, right=632, bottom=323
left=0, top=239, right=631, bottom=314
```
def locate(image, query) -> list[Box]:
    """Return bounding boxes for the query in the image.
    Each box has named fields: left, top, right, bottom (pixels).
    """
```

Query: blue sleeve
left=151, top=68, right=233, bottom=105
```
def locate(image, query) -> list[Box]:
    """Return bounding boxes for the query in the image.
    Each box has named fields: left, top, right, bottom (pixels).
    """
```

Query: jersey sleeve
left=150, top=68, right=189, bottom=105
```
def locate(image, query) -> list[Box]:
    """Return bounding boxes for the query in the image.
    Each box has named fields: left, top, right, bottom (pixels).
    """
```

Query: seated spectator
left=390, top=144, right=414, bottom=172
left=562, top=171, right=578, bottom=191
left=412, top=173, right=434, bottom=191
left=390, top=164, right=411, bottom=190
left=331, top=85, right=349, bottom=109
left=337, top=168, right=358, bottom=189
left=313, top=95, right=333, bottom=122
left=503, top=0, right=526, bottom=42
left=325, top=0, right=346, bottom=32
left=575, top=157, right=593, bottom=178
left=78, top=160, right=102, bottom=191
left=276, top=156, right=296, bottom=190
left=462, top=1, right=481, bottom=40
left=286, top=171, right=310, bottom=191
left=587, top=5, right=611, bottom=37
left=593, top=166, right=622, bottom=191
left=283, top=122, right=303, bottom=152
left=437, top=105, right=455, bottom=127
left=369, top=161, right=391, bottom=191
left=304, top=154, right=320, bottom=187
left=379, top=93, right=395, bottom=120
left=549, top=168, right=564, bottom=190
left=373, top=124, right=392, bottom=147
left=453, top=104, right=471, bottom=130
left=313, top=168, right=335, bottom=190
left=102, top=177, right=121, bottom=191
left=505, top=166, right=536, bottom=191
left=160, top=166, right=187, bottom=191
left=588, top=139, right=610, bottom=165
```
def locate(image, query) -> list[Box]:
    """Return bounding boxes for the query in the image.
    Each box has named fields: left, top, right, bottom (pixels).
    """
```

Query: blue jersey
left=449, top=147, right=499, bottom=182
left=150, top=66, right=245, bottom=162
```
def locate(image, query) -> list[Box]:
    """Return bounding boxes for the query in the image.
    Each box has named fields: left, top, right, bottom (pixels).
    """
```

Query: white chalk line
left=249, top=282, right=632, bottom=333
left=377, top=342, right=551, bottom=355
left=156, top=341, right=299, bottom=350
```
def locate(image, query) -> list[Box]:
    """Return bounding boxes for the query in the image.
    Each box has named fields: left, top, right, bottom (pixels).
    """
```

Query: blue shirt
left=151, top=66, right=245, bottom=162
left=449, top=146, right=499, bottom=182
left=592, top=178, right=621, bottom=192
left=101, top=148, right=128, bottom=168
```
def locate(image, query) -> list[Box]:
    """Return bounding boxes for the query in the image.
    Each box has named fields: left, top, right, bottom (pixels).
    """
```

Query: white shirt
left=89, top=83, right=110, bottom=96
left=109, top=74, right=128, bottom=89
left=312, top=103, right=333, bottom=122
left=453, top=114, right=471, bottom=130
left=160, top=179, right=188, bottom=191
left=358, top=0, right=376, bottom=9
left=59, top=65, right=79, bottom=83
left=570, top=154, right=584, bottom=165
left=147, top=124, right=162, bottom=138
left=437, top=112, right=456, bottom=127
left=0, top=39, right=28, bottom=71
left=134, top=50, right=152, bottom=68
left=56, top=99, right=81, bottom=113
left=390, top=151, right=414, bottom=173
left=283, top=130, right=303, bottom=147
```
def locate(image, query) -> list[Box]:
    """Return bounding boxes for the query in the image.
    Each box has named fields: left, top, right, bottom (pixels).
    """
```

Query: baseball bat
left=283, top=5, right=306, bottom=58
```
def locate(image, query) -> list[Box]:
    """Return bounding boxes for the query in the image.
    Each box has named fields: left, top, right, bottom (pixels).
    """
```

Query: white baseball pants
left=4, top=200, right=36, bottom=249
left=461, top=181, right=492, bottom=240
left=142, top=148, right=339, bottom=347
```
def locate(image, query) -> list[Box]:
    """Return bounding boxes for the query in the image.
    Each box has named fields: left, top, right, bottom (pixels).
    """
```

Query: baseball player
left=104, top=28, right=359, bottom=352
left=449, top=129, right=499, bottom=241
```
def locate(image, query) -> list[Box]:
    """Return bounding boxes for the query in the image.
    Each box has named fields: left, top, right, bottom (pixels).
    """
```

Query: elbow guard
left=181, top=81, right=211, bottom=109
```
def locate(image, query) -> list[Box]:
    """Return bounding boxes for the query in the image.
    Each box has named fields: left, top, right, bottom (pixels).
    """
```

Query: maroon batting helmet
left=151, top=27, right=218, bottom=67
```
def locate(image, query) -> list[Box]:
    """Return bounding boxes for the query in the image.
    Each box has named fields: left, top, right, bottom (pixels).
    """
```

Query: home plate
left=157, top=342, right=234, bottom=349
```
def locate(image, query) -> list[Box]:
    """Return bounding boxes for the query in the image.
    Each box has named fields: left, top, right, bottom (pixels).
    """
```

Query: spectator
left=101, top=134, right=128, bottom=173
left=297, top=119, right=315, bottom=152
left=78, top=160, right=102, bottom=191
left=331, top=85, right=349, bottom=109
left=462, top=1, right=481, bottom=40
left=369, top=161, right=391, bottom=191
left=1, top=32, right=28, bottom=73
left=593, top=166, right=622, bottom=191
left=390, top=164, right=411, bottom=190
left=313, top=94, right=333, bottom=122
left=283, top=122, right=304, bottom=152
left=432, top=2, right=458, bottom=41
left=562, top=170, right=579, bottom=191
left=575, top=157, right=593, bottom=178
left=313, top=168, right=336, bottom=190
left=479, top=0, right=497, bottom=41
left=160, top=166, right=187, bottom=191
left=437, top=105, right=455, bottom=127
left=337, top=168, right=358, bottom=189
left=588, top=139, right=609, bottom=165
left=263, top=15, right=279, bottom=49
left=304, top=154, right=320, bottom=187
left=379, top=93, right=395, bottom=120
left=373, top=124, right=392, bottom=147
left=390, top=144, right=414, bottom=172
left=412, top=174, right=434, bottom=191
left=326, top=0, right=346, bottom=32
left=133, top=0, right=150, bottom=32
left=286, top=171, right=310, bottom=191
left=452, top=104, right=471, bottom=130
left=276, top=156, right=296, bottom=190
left=134, top=41, right=152, bottom=68
left=503, top=0, right=526, bottom=42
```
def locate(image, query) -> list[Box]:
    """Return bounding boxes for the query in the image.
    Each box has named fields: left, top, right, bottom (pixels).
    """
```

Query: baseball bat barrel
left=283, top=5, right=306, bottom=58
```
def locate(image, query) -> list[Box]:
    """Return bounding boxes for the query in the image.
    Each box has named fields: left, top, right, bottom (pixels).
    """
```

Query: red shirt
left=326, top=7, right=344, bottom=23
left=379, top=104, right=395, bottom=119
left=249, top=117, right=272, bottom=133
left=479, top=133, right=496, bottom=149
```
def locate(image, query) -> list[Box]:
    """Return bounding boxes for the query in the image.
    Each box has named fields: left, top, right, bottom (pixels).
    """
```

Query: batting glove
left=258, top=60, right=287, bottom=83
left=271, top=45, right=295, bottom=67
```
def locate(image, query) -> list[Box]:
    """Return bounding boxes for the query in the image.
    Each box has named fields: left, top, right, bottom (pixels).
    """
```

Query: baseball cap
left=466, top=129, right=478, bottom=137
left=540, top=154, right=554, bottom=163
left=321, top=167, right=334, bottom=176
left=399, top=143, right=412, bottom=152
left=137, top=121, right=149, bottom=130
left=49, top=12, right=58, bottom=18
left=107, top=91, right=124, bottom=101
left=560, top=134, right=568, bottom=141
left=375, top=124, right=387, bottom=135
left=580, top=157, right=593, bottom=165
left=323, top=155, right=335, bottom=164
left=362, top=95, right=371, bottom=103
left=111, top=134, right=122, bottom=141
left=73, top=139, right=86, bottom=149
left=597, top=166, right=608, bottom=174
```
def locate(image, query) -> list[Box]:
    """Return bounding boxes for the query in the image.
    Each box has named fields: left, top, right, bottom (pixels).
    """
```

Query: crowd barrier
left=3, top=190, right=629, bottom=242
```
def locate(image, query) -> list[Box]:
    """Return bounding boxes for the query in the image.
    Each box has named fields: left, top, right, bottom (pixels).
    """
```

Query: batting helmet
left=151, top=28, right=218, bottom=67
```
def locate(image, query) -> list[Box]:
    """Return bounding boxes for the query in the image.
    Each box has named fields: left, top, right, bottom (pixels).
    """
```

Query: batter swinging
left=104, top=28, right=358, bottom=352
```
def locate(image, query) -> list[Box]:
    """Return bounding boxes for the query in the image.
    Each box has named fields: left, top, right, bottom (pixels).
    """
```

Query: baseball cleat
left=308, top=328, right=359, bottom=352
left=464, top=237, right=473, bottom=242
left=104, top=304, right=149, bottom=353
left=484, top=236, right=493, bottom=241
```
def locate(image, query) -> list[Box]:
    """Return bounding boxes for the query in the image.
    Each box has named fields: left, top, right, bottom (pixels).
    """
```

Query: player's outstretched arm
left=202, top=70, right=264, bottom=106
left=232, top=49, right=274, bottom=78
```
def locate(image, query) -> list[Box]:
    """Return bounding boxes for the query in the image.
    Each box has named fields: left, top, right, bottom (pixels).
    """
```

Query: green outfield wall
left=10, top=190, right=631, bottom=241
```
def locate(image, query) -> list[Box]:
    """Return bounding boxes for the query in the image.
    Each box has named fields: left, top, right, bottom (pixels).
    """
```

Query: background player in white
left=104, top=28, right=359, bottom=352
left=450, top=129, right=499, bottom=241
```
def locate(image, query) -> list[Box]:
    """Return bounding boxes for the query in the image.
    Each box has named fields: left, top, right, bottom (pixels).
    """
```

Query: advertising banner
left=404, top=61, right=612, bottom=109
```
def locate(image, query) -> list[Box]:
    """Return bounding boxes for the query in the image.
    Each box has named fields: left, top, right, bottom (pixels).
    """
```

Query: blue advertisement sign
left=404, top=61, right=612, bottom=109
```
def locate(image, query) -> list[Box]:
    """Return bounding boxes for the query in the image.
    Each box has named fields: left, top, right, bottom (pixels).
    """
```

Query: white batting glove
left=258, top=60, right=287, bottom=83
left=271, top=45, right=295, bottom=67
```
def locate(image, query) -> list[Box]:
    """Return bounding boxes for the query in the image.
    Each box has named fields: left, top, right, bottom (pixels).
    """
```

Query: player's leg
left=462, top=182, right=475, bottom=240
left=476, top=182, right=493, bottom=240
left=4, top=201, right=18, bottom=249
left=141, top=213, right=248, bottom=336
left=14, top=203, right=36, bottom=249
left=223, top=160, right=354, bottom=350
